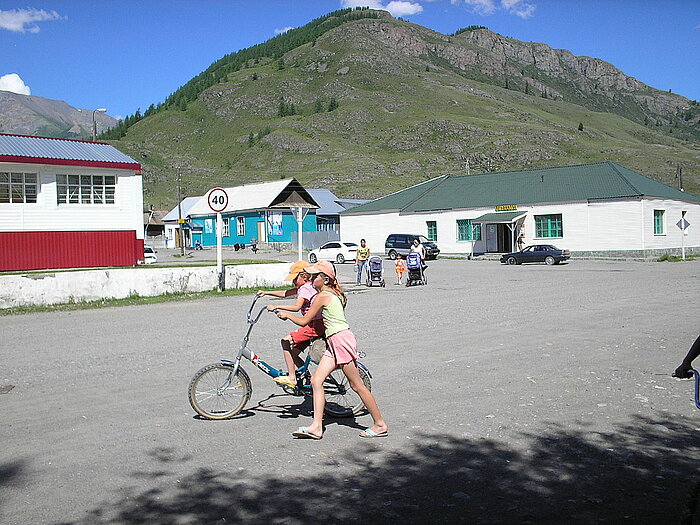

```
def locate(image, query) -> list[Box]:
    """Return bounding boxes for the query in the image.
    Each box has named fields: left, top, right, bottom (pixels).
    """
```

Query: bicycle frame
left=222, top=294, right=296, bottom=380
left=692, top=369, right=700, bottom=409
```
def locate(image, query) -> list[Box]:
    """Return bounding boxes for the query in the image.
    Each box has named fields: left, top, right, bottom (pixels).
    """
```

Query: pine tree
left=578, top=122, right=584, bottom=131
left=328, top=98, right=339, bottom=112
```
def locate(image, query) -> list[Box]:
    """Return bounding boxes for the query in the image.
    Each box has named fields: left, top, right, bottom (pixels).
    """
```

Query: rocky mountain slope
left=0, top=91, right=117, bottom=139
left=107, top=10, right=699, bottom=208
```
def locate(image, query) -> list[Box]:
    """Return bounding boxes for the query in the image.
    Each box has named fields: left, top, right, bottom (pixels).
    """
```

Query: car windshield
left=417, top=236, right=430, bottom=243
left=343, top=243, right=358, bottom=247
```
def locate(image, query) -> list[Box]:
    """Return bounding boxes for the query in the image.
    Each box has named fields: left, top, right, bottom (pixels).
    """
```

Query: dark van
left=385, top=234, right=440, bottom=260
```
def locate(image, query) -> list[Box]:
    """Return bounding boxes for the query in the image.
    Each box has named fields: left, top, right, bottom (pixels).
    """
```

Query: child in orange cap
left=276, top=260, right=388, bottom=440
left=258, top=261, right=325, bottom=388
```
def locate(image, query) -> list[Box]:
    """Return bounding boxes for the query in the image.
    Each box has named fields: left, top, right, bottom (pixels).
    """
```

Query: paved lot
left=1, top=258, right=699, bottom=524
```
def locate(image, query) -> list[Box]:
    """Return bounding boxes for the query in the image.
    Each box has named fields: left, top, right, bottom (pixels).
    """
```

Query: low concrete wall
left=0, top=263, right=289, bottom=309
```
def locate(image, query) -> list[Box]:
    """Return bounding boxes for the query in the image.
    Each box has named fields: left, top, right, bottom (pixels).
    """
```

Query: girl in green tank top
left=275, top=261, right=388, bottom=440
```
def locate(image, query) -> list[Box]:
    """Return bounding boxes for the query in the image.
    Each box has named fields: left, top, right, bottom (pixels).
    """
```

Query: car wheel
left=336, top=254, right=345, bottom=264
left=388, top=250, right=397, bottom=260
left=309, top=253, right=317, bottom=263
left=545, top=256, right=555, bottom=265
left=506, top=257, right=518, bottom=265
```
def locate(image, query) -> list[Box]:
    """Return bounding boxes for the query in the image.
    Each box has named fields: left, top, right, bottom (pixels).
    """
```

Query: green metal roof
left=342, top=162, right=699, bottom=215
left=473, top=211, right=527, bottom=222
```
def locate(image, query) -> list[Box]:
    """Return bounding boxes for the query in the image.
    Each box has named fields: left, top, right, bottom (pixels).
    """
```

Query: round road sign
left=208, top=188, right=229, bottom=213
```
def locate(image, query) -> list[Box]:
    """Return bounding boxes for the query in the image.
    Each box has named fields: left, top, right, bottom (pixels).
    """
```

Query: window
left=653, top=210, right=665, bottom=235
left=236, top=216, right=245, bottom=237
left=0, top=172, right=37, bottom=203
left=426, top=221, right=437, bottom=242
left=57, top=174, right=115, bottom=204
left=222, top=218, right=230, bottom=237
left=534, top=214, right=563, bottom=238
left=457, top=219, right=481, bottom=241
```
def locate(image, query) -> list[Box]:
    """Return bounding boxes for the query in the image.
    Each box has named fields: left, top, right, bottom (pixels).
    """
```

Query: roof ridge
left=605, top=161, right=642, bottom=196
left=399, top=174, right=452, bottom=212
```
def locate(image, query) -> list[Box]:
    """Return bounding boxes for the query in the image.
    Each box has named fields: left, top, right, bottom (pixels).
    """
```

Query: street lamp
left=92, top=108, right=107, bottom=141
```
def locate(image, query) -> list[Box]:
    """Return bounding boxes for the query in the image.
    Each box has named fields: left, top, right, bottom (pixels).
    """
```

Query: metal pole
left=217, top=212, right=223, bottom=273
left=295, top=207, right=303, bottom=261
left=177, top=170, right=185, bottom=256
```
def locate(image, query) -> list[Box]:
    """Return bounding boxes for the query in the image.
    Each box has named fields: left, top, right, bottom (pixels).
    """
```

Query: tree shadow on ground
left=61, top=414, right=698, bottom=524
left=0, top=459, right=25, bottom=513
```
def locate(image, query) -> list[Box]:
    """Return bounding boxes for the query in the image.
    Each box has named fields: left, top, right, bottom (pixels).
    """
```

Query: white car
left=143, top=245, right=158, bottom=264
left=308, top=242, right=358, bottom=264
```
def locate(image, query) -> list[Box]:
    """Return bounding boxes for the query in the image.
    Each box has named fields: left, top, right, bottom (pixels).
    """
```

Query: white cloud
left=0, top=8, right=62, bottom=33
left=385, top=1, right=424, bottom=16
left=275, top=26, right=294, bottom=35
left=452, top=0, right=536, bottom=18
left=0, top=73, right=31, bottom=95
left=341, top=0, right=423, bottom=17
left=501, top=0, right=535, bottom=19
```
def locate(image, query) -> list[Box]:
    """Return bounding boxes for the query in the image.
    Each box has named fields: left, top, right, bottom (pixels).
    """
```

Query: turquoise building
left=179, top=179, right=319, bottom=248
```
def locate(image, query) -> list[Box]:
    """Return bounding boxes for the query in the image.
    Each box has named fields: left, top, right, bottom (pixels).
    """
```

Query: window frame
left=0, top=172, right=38, bottom=203
left=236, top=216, right=245, bottom=237
left=456, top=219, right=482, bottom=241
left=534, top=214, right=563, bottom=238
left=56, top=174, right=116, bottom=205
left=426, top=221, right=437, bottom=242
left=222, top=218, right=230, bottom=238
left=653, top=209, right=665, bottom=235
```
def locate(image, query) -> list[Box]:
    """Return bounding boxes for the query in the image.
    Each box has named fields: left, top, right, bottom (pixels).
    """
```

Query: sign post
left=292, top=206, right=310, bottom=261
left=676, top=211, right=690, bottom=261
left=208, top=188, right=229, bottom=280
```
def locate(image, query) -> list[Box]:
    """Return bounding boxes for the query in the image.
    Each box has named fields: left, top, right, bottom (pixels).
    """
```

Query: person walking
left=355, top=239, right=370, bottom=285
left=275, top=261, right=388, bottom=440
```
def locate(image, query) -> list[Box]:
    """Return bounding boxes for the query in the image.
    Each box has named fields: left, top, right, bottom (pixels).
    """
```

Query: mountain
left=106, top=9, right=700, bottom=208
left=0, top=91, right=117, bottom=139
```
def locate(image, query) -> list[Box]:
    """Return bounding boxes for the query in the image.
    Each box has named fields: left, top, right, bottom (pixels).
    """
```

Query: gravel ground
left=1, top=257, right=699, bottom=524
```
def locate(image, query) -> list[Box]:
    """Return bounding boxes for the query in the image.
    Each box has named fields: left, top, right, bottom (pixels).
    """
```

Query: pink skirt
left=324, top=329, right=359, bottom=365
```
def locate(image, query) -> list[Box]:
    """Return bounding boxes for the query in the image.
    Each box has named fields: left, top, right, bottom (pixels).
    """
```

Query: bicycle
left=188, top=294, right=372, bottom=420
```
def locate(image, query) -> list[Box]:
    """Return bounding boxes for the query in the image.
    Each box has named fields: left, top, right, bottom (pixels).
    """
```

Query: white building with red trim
left=0, top=134, right=143, bottom=271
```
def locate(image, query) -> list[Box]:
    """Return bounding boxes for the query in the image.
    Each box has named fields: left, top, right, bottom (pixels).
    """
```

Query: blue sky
left=1, top=0, right=698, bottom=120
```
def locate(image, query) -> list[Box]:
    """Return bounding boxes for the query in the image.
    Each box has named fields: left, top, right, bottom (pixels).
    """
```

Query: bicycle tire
left=188, top=363, right=252, bottom=420
left=306, top=361, right=371, bottom=417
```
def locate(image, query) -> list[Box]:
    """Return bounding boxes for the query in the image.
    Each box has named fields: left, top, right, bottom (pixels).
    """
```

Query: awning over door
left=473, top=211, right=527, bottom=223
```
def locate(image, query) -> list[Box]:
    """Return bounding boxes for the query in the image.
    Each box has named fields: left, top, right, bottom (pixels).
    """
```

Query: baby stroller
left=366, top=256, right=385, bottom=287
left=405, top=252, right=427, bottom=286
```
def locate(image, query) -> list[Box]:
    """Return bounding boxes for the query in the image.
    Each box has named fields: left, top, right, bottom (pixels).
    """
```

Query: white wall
left=0, top=263, right=289, bottom=309
left=0, top=162, right=144, bottom=239
left=341, top=197, right=700, bottom=255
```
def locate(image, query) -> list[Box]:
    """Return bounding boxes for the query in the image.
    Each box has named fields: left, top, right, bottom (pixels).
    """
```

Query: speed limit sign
left=208, top=188, right=228, bottom=213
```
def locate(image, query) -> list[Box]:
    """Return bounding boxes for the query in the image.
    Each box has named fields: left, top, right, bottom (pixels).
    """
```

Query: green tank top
left=321, top=291, right=349, bottom=337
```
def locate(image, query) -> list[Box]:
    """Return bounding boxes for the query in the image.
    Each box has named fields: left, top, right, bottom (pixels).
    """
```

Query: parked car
left=143, top=245, right=158, bottom=264
left=500, top=244, right=570, bottom=265
left=385, top=234, right=440, bottom=260
left=308, top=241, right=358, bottom=264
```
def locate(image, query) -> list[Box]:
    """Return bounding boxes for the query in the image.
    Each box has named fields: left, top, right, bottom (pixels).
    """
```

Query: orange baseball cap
left=306, top=260, right=336, bottom=279
left=284, top=260, right=311, bottom=281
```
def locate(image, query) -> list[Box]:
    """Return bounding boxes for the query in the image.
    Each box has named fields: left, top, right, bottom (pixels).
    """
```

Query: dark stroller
left=405, top=252, right=427, bottom=286
left=366, top=256, right=385, bottom=287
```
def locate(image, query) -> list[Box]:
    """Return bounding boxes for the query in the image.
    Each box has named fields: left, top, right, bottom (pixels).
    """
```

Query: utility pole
left=177, top=170, right=185, bottom=256
left=677, top=165, right=684, bottom=191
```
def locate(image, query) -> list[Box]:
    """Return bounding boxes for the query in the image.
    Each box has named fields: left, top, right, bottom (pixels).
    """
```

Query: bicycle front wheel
left=320, top=363, right=371, bottom=418
left=188, top=363, right=252, bottom=420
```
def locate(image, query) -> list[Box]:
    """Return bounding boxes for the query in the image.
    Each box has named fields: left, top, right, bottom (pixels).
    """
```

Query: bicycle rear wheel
left=188, top=363, right=252, bottom=419
left=318, top=363, right=371, bottom=418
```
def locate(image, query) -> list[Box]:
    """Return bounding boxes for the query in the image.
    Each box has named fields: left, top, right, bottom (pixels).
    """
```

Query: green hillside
left=107, top=9, right=700, bottom=210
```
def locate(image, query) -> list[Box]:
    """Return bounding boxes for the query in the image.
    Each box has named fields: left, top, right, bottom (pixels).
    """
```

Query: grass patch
left=0, top=285, right=288, bottom=316
left=657, top=253, right=700, bottom=262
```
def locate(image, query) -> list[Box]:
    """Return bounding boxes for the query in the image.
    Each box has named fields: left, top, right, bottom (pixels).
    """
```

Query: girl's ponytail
left=323, top=273, right=347, bottom=308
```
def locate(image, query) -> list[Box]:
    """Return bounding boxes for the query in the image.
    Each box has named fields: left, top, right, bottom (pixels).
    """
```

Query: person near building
left=355, top=239, right=370, bottom=285
left=673, top=334, right=700, bottom=379
left=394, top=253, right=406, bottom=285
left=275, top=261, right=388, bottom=440
left=258, top=261, right=324, bottom=389
left=410, top=237, right=428, bottom=270
left=517, top=230, right=525, bottom=251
